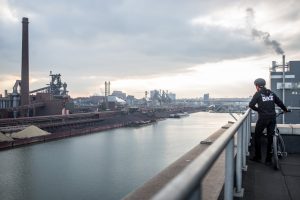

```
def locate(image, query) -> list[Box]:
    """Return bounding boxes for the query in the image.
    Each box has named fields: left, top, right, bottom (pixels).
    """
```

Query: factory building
left=203, top=93, right=209, bottom=102
left=126, top=95, right=136, bottom=106
left=111, top=91, right=126, bottom=100
left=168, top=93, right=176, bottom=101
left=149, top=90, right=175, bottom=103
left=0, top=17, right=71, bottom=118
left=270, top=55, right=300, bottom=123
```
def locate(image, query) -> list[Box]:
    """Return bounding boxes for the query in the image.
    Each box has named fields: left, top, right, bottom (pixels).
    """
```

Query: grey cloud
left=0, top=23, right=22, bottom=74
left=285, top=32, right=300, bottom=51
left=0, top=0, right=294, bottom=81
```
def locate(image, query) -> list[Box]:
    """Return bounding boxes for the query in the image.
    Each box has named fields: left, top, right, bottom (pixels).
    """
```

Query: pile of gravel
left=0, top=132, right=14, bottom=142
left=11, top=125, right=50, bottom=139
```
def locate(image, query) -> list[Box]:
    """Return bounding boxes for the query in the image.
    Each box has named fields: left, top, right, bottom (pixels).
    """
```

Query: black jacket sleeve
left=249, top=92, right=259, bottom=112
left=273, top=93, right=288, bottom=112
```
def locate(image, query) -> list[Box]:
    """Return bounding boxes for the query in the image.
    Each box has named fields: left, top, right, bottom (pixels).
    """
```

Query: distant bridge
left=177, top=98, right=251, bottom=104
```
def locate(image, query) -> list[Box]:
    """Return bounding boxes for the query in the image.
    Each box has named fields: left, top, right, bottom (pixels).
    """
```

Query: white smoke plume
left=246, top=8, right=284, bottom=55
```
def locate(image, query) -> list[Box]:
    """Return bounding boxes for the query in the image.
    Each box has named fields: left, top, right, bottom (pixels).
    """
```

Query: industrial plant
left=0, top=17, right=202, bottom=150
left=0, top=18, right=71, bottom=118
left=270, top=55, right=300, bottom=123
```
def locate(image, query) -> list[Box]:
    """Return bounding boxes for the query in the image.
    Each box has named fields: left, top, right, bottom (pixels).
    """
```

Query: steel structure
left=0, top=17, right=70, bottom=118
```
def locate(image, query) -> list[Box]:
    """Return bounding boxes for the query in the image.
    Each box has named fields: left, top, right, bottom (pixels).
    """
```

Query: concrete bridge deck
left=241, top=154, right=300, bottom=200
left=240, top=130, right=300, bottom=200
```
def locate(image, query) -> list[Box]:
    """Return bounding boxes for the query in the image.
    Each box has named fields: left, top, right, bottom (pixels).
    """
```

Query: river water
left=0, top=112, right=232, bottom=200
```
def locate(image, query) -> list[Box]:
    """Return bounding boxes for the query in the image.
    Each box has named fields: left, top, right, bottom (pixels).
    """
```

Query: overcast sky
left=1, top=0, right=300, bottom=98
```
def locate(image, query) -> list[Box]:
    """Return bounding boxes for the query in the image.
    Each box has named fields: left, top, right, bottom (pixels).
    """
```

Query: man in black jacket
left=249, top=78, right=288, bottom=164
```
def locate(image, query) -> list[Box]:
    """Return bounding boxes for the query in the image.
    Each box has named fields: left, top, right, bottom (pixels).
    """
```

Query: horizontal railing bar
left=287, top=106, right=300, bottom=110
left=152, top=109, right=250, bottom=200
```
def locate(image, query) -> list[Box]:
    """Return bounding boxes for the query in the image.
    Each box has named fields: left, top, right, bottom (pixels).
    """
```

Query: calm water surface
left=0, top=112, right=231, bottom=200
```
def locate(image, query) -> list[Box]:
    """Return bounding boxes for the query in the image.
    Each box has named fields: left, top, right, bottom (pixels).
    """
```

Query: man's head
left=254, top=78, right=266, bottom=91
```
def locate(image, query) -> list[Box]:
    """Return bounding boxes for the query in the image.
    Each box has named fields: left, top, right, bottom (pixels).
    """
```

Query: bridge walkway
left=240, top=140, right=300, bottom=200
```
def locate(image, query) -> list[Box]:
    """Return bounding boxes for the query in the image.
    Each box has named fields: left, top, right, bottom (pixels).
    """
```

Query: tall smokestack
left=21, top=17, right=29, bottom=106
left=282, top=54, right=285, bottom=102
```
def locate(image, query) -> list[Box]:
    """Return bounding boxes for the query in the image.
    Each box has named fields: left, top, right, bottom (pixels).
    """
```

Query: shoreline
left=0, top=108, right=203, bottom=151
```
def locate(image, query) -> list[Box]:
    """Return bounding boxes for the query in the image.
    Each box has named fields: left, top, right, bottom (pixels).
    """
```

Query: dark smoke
left=246, top=8, right=284, bottom=55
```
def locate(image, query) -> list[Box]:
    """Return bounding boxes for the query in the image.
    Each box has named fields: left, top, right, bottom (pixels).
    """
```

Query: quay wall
left=0, top=123, right=126, bottom=150
left=0, top=108, right=202, bottom=150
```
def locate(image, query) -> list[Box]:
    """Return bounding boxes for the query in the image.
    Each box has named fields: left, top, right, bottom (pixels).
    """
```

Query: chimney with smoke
left=20, top=17, right=30, bottom=107
left=246, top=8, right=284, bottom=55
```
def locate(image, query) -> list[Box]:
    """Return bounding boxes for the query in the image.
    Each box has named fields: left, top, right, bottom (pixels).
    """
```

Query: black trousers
left=254, top=118, right=276, bottom=159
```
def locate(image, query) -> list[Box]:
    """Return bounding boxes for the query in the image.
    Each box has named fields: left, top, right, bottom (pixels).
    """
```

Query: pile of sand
left=0, top=132, right=14, bottom=142
left=11, top=125, right=50, bottom=139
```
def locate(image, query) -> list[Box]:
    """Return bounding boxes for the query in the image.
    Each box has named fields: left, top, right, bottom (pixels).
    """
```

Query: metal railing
left=152, top=109, right=251, bottom=200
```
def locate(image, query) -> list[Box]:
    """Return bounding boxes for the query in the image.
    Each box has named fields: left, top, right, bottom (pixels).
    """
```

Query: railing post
left=234, top=127, right=244, bottom=197
left=242, top=121, right=248, bottom=171
left=246, top=114, right=250, bottom=156
left=225, top=138, right=234, bottom=200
